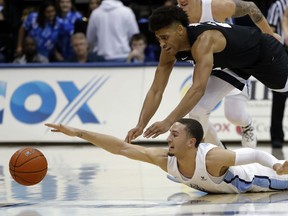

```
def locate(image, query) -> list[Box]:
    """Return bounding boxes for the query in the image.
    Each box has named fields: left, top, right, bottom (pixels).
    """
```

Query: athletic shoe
left=241, top=122, right=257, bottom=148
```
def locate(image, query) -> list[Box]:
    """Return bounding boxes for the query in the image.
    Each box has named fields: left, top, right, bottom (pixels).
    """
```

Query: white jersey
left=199, top=0, right=214, bottom=22
left=167, top=143, right=288, bottom=193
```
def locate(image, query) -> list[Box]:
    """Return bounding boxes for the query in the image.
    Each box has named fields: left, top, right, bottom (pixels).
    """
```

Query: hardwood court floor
left=0, top=143, right=288, bottom=216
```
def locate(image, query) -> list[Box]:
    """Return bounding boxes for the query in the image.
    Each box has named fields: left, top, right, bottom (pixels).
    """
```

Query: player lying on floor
left=45, top=118, right=288, bottom=194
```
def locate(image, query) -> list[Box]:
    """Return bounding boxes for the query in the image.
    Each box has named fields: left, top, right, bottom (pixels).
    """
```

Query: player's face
left=177, top=0, right=189, bottom=12
left=155, top=25, right=182, bottom=55
left=166, top=122, right=191, bottom=157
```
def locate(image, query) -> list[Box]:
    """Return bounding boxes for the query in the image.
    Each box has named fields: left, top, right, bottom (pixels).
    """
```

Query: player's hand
left=274, top=161, right=288, bottom=175
left=273, top=33, right=281, bottom=42
left=143, top=120, right=171, bottom=139
left=45, top=123, right=78, bottom=137
left=125, top=126, right=144, bottom=143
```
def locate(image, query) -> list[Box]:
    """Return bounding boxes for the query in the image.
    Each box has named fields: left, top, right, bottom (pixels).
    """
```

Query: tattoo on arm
left=232, top=0, right=263, bottom=23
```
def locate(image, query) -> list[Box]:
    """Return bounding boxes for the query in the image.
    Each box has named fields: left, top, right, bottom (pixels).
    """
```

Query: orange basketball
left=9, top=147, right=48, bottom=186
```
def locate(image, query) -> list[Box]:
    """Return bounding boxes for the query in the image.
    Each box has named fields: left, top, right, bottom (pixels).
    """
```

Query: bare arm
left=167, top=32, right=218, bottom=122
left=143, top=31, right=219, bottom=139
left=166, top=35, right=214, bottom=123
left=125, top=51, right=175, bottom=142
left=232, top=0, right=274, bottom=36
left=138, top=52, right=175, bottom=127
left=45, top=123, right=168, bottom=172
left=185, top=0, right=277, bottom=39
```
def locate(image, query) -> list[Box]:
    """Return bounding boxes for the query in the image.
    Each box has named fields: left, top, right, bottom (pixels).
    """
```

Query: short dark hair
left=176, top=118, right=204, bottom=147
left=149, top=5, right=189, bottom=32
left=130, top=33, right=147, bottom=45
left=37, top=1, right=56, bottom=28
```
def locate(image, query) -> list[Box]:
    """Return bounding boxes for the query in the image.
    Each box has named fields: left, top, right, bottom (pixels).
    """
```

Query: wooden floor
left=1, top=143, right=288, bottom=216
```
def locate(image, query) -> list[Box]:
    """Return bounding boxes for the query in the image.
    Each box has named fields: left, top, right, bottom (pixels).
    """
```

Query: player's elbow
left=114, top=142, right=129, bottom=155
left=193, top=84, right=206, bottom=98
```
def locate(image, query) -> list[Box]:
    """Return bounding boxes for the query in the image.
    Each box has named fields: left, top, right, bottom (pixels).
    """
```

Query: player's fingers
left=151, top=132, right=160, bottom=138
left=145, top=124, right=155, bottom=133
left=45, top=123, right=59, bottom=129
left=124, top=135, right=130, bottom=143
left=144, top=127, right=157, bottom=138
left=125, top=130, right=139, bottom=143
left=125, top=134, right=133, bottom=143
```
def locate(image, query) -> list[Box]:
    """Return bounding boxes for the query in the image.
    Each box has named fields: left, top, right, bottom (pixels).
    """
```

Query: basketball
left=9, top=147, right=48, bottom=186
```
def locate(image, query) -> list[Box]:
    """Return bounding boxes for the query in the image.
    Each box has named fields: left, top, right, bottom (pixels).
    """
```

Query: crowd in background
left=0, top=0, right=179, bottom=64
left=0, top=0, right=278, bottom=64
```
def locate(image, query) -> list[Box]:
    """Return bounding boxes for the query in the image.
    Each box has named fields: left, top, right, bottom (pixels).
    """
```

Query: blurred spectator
left=68, top=32, right=104, bottom=62
left=0, top=0, right=5, bottom=21
left=0, top=0, right=7, bottom=62
left=74, top=0, right=102, bottom=34
left=163, top=0, right=177, bottom=6
left=13, top=36, right=49, bottom=64
left=126, top=33, right=155, bottom=63
left=86, top=0, right=139, bottom=62
left=16, top=1, right=65, bottom=62
left=0, top=51, right=5, bottom=63
left=129, top=2, right=163, bottom=61
left=56, top=0, right=83, bottom=61
left=87, top=0, right=102, bottom=17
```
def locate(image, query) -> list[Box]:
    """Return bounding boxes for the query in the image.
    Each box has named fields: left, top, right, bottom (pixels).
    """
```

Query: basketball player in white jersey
left=176, top=0, right=280, bottom=148
left=45, top=118, right=288, bottom=193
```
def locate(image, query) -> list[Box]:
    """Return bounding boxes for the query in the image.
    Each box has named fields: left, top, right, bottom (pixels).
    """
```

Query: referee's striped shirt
left=267, top=0, right=288, bottom=43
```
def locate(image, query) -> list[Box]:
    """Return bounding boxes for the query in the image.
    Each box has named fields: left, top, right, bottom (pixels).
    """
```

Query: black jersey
left=175, top=22, right=288, bottom=90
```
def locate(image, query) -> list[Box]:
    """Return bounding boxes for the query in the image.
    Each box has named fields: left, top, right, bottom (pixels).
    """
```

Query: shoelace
left=242, top=126, right=255, bottom=141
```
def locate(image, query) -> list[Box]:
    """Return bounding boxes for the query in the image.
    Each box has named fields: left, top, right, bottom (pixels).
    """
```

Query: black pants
left=270, top=91, right=287, bottom=148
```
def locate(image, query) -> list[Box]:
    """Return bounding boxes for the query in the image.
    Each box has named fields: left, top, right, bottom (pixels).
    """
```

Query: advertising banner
left=0, top=65, right=287, bottom=143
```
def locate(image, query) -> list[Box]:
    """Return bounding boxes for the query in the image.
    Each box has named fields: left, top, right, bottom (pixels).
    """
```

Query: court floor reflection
left=0, top=144, right=288, bottom=216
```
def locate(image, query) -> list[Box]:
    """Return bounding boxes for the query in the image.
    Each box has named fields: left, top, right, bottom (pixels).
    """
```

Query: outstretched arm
left=125, top=51, right=175, bottom=142
left=45, top=123, right=169, bottom=171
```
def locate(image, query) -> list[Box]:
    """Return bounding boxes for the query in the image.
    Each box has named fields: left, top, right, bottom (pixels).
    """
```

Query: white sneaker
left=241, top=122, right=257, bottom=148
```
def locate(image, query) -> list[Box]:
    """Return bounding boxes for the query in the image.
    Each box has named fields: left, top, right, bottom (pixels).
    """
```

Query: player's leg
left=224, top=84, right=257, bottom=148
left=189, top=75, right=235, bottom=148
left=205, top=121, right=226, bottom=148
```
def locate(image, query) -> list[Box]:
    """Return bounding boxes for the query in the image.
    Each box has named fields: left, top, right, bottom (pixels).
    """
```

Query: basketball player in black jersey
left=125, top=5, right=288, bottom=143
